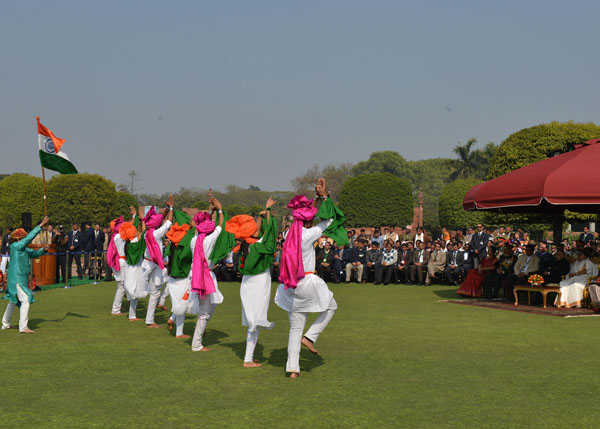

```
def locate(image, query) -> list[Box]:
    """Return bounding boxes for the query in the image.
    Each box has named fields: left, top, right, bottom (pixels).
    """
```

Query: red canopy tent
left=463, top=139, right=600, bottom=240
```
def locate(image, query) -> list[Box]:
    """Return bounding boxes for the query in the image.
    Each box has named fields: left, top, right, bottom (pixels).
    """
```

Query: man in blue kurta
left=1, top=216, right=49, bottom=333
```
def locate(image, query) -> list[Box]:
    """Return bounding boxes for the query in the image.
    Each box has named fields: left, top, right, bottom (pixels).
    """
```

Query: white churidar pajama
left=124, top=235, right=144, bottom=320
left=274, top=219, right=337, bottom=373
left=189, top=227, right=224, bottom=351
left=240, top=238, right=275, bottom=362
left=141, top=220, right=172, bottom=325
left=2, top=283, right=30, bottom=332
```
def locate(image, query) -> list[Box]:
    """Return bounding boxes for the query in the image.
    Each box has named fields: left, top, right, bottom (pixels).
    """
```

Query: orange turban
left=119, top=222, right=138, bottom=241
left=166, top=223, right=191, bottom=246
left=225, top=215, right=259, bottom=252
left=10, top=228, right=27, bottom=240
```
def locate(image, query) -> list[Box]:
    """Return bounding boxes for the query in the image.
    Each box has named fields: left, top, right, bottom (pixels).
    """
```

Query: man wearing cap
left=2, top=217, right=50, bottom=333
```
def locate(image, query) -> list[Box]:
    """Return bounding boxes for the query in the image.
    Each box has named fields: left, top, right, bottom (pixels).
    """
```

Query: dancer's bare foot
left=198, top=347, right=210, bottom=352
left=302, top=336, right=318, bottom=355
left=128, top=318, right=143, bottom=322
left=146, top=323, right=161, bottom=328
left=167, top=319, right=173, bottom=332
left=176, top=334, right=190, bottom=339
left=243, top=361, right=262, bottom=368
left=111, top=312, right=126, bottom=316
left=157, top=305, right=168, bottom=311
left=20, top=328, right=35, bottom=334
left=289, top=372, right=300, bottom=379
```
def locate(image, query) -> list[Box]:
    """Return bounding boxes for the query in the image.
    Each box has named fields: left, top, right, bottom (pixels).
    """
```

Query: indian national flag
left=37, top=116, right=78, bottom=174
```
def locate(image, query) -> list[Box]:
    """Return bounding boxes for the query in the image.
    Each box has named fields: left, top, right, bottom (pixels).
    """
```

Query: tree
left=291, top=162, right=353, bottom=201
left=438, top=179, right=486, bottom=229
left=488, top=121, right=600, bottom=178
left=0, top=173, right=44, bottom=228
left=338, top=173, right=413, bottom=227
left=115, top=191, right=139, bottom=218
left=351, top=151, right=414, bottom=183
left=46, top=173, right=119, bottom=227
left=248, top=185, right=261, bottom=191
left=450, top=138, right=497, bottom=181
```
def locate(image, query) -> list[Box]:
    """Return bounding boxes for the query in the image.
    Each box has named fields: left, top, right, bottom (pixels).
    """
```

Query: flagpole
left=41, top=165, right=48, bottom=217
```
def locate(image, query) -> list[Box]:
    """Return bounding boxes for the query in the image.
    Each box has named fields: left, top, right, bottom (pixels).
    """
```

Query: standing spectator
left=470, top=223, right=489, bottom=261
left=410, top=241, right=430, bottom=285
left=91, top=223, right=105, bottom=278
left=366, top=241, right=382, bottom=283
left=220, top=239, right=241, bottom=281
left=345, top=240, right=366, bottom=284
left=377, top=241, right=397, bottom=285
left=81, top=222, right=95, bottom=277
left=444, top=242, right=463, bottom=286
left=579, top=226, right=594, bottom=244
left=0, top=227, right=12, bottom=277
left=67, top=223, right=83, bottom=279
left=53, top=226, right=69, bottom=283
left=426, top=242, right=446, bottom=286
left=103, top=227, right=113, bottom=281
left=316, top=241, right=335, bottom=281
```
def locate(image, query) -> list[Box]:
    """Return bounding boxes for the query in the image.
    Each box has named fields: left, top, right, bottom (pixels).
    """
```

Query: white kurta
left=112, top=234, right=128, bottom=282
left=558, top=259, right=597, bottom=307
left=274, top=219, right=334, bottom=313
left=241, top=237, right=274, bottom=332
left=124, top=237, right=145, bottom=300
left=140, top=220, right=172, bottom=290
left=189, top=226, right=224, bottom=305
left=168, top=275, right=192, bottom=316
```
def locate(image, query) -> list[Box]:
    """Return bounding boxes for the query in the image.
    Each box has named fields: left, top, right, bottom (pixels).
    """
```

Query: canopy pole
left=552, top=210, right=564, bottom=244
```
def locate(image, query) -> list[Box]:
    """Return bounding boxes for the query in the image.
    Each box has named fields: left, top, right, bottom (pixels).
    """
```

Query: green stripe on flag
left=39, top=150, right=78, bottom=174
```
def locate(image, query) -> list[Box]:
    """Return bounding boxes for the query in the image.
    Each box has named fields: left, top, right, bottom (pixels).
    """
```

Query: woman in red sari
left=457, top=244, right=498, bottom=297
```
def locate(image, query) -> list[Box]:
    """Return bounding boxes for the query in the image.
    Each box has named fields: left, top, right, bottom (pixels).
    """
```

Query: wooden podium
left=28, top=244, right=57, bottom=286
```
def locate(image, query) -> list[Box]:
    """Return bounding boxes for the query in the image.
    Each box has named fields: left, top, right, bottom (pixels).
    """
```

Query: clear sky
left=1, top=0, right=599, bottom=193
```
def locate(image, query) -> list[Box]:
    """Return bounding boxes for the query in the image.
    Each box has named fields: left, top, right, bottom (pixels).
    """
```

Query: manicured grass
left=1, top=281, right=599, bottom=428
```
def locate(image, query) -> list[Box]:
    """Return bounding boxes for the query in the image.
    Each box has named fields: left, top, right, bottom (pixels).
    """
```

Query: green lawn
left=1, top=281, right=598, bottom=428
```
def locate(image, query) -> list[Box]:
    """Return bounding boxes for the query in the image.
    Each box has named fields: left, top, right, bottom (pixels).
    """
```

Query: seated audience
left=345, top=240, right=367, bottom=283
left=483, top=244, right=517, bottom=299
left=410, top=241, right=430, bottom=285
left=444, top=242, right=464, bottom=286
left=457, top=244, right=498, bottom=298
left=316, top=241, right=335, bottom=281
left=366, top=241, right=382, bottom=282
left=425, top=242, right=446, bottom=286
left=397, top=242, right=412, bottom=284
left=377, top=241, right=397, bottom=285
left=556, top=247, right=597, bottom=308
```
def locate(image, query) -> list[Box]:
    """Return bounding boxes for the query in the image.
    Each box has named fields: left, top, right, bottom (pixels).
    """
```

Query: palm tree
left=450, top=138, right=497, bottom=181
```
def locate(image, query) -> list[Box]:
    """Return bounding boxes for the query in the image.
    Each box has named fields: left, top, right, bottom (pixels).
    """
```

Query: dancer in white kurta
left=164, top=210, right=196, bottom=338
left=556, top=248, right=597, bottom=308
left=120, top=212, right=146, bottom=321
left=190, top=198, right=225, bottom=352
left=225, top=197, right=277, bottom=367
left=106, top=215, right=127, bottom=315
left=275, top=178, right=348, bottom=378
left=141, top=196, right=174, bottom=328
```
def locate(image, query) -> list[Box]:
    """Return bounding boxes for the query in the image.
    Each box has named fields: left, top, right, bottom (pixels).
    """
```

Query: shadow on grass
left=220, top=341, right=265, bottom=363
left=267, top=347, right=324, bottom=373
left=29, top=312, right=90, bottom=328
left=181, top=328, right=229, bottom=346
left=433, top=288, right=462, bottom=300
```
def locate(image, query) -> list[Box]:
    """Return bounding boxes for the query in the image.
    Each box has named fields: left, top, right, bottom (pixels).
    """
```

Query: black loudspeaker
left=21, top=212, right=32, bottom=231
